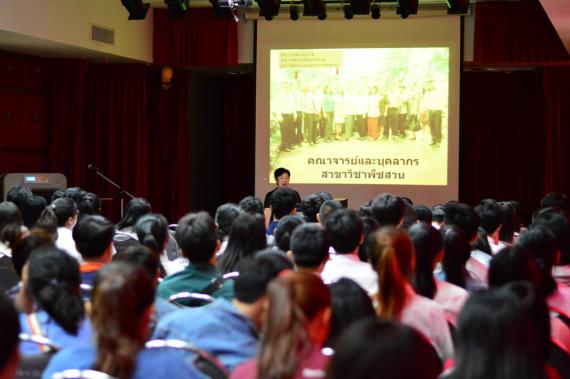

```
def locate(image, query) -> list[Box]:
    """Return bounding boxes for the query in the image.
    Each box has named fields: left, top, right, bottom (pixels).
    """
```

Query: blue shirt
left=42, top=344, right=207, bottom=379
left=152, top=298, right=259, bottom=373
left=19, top=311, right=93, bottom=355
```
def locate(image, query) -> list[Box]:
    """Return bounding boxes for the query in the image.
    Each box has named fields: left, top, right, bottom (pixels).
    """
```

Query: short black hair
left=73, top=215, right=115, bottom=259
left=413, top=205, right=433, bottom=225
left=21, top=195, right=47, bottom=229
left=402, top=203, right=418, bottom=231
left=274, top=215, right=305, bottom=251
left=431, top=205, right=445, bottom=224
left=540, top=192, right=568, bottom=211
left=0, top=292, right=20, bottom=371
left=300, top=194, right=325, bottom=223
left=324, top=208, right=363, bottom=254
left=273, top=167, right=291, bottom=180
left=475, top=199, right=504, bottom=235
left=233, top=255, right=288, bottom=303
left=290, top=223, right=330, bottom=268
left=215, top=203, right=243, bottom=239
left=370, top=193, right=406, bottom=227
left=6, top=185, right=33, bottom=210
left=77, top=192, right=101, bottom=216
left=114, top=245, right=159, bottom=280
left=63, top=187, right=86, bottom=205
left=531, top=209, right=570, bottom=265
left=444, top=202, right=480, bottom=241
left=319, top=200, right=343, bottom=225
left=51, top=197, right=78, bottom=227
left=238, top=196, right=264, bottom=216
left=175, top=212, right=218, bottom=263
left=270, top=187, right=298, bottom=219
left=517, top=226, right=558, bottom=296
left=0, top=202, right=22, bottom=233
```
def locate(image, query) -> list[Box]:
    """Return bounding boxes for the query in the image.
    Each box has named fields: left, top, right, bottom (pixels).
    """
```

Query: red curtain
left=473, top=1, right=569, bottom=65
left=153, top=8, right=238, bottom=67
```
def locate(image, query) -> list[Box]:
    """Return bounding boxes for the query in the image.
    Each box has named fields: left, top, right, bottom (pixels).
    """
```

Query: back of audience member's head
left=50, top=190, right=65, bottom=204
left=270, top=187, right=298, bottom=220
left=35, top=206, right=58, bottom=239
left=77, top=192, right=101, bottom=216
left=116, top=198, right=152, bottom=231
left=255, top=248, right=294, bottom=273
left=20, top=195, right=46, bottom=229
left=451, top=282, right=549, bottom=379
left=73, top=215, right=115, bottom=260
left=370, top=227, right=415, bottom=320
left=113, top=245, right=159, bottom=285
left=26, top=246, right=84, bottom=334
left=488, top=245, right=543, bottom=294
left=215, top=203, right=243, bottom=240
left=91, top=262, right=155, bottom=379
left=531, top=209, right=570, bottom=265
left=408, top=223, right=442, bottom=299
left=316, top=191, right=334, bottom=202
left=326, top=319, right=442, bottom=379
left=318, top=200, right=343, bottom=225
left=402, top=203, right=418, bottom=230
left=300, top=194, right=324, bottom=223
left=175, top=212, right=218, bottom=263
left=414, top=205, right=433, bottom=225
left=472, top=226, right=492, bottom=256
left=324, top=208, right=362, bottom=254
left=442, top=226, right=471, bottom=289
left=517, top=226, right=558, bottom=296
left=371, top=193, right=406, bottom=227
left=0, top=292, right=20, bottom=379
left=327, top=278, right=375, bottom=348
left=233, top=255, right=287, bottom=305
left=135, top=213, right=168, bottom=259
left=274, top=215, right=305, bottom=252
left=238, top=196, right=264, bottom=216
left=0, top=202, right=22, bottom=236
left=431, top=205, right=446, bottom=225
left=475, top=199, right=503, bottom=235
left=6, top=186, right=33, bottom=211
left=218, top=213, right=267, bottom=274
left=358, top=216, right=380, bottom=263
left=540, top=192, right=568, bottom=212
left=258, top=272, right=331, bottom=379
left=51, top=197, right=78, bottom=227
left=63, top=187, right=86, bottom=205
left=289, top=223, right=329, bottom=270
left=499, top=201, right=521, bottom=244
left=444, top=202, right=480, bottom=241
left=11, top=228, right=54, bottom=278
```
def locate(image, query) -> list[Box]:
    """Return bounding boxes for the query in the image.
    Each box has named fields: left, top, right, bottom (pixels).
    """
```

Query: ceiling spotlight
left=343, top=4, right=354, bottom=19
left=290, top=5, right=299, bottom=20
left=121, top=0, right=150, bottom=20
left=370, top=3, right=380, bottom=18
left=397, top=0, right=418, bottom=19
left=164, top=0, right=189, bottom=17
left=447, top=0, right=470, bottom=14
left=303, top=0, right=326, bottom=19
left=256, top=0, right=281, bottom=20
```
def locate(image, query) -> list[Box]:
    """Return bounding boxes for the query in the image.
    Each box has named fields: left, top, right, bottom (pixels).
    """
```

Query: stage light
left=303, top=0, right=326, bottom=19
left=256, top=0, right=281, bottom=20
left=290, top=5, right=299, bottom=20
left=447, top=0, right=470, bottom=14
left=165, top=0, right=189, bottom=17
left=397, top=0, right=418, bottom=19
left=370, top=3, right=380, bottom=19
left=343, top=4, right=354, bottom=19
left=121, top=0, right=150, bottom=20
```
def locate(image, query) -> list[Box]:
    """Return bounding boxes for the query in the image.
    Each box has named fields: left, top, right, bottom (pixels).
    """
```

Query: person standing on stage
left=264, top=168, right=301, bottom=228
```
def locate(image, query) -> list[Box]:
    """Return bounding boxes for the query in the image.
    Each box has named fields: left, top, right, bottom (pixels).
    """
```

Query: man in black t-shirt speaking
left=263, top=168, right=301, bottom=228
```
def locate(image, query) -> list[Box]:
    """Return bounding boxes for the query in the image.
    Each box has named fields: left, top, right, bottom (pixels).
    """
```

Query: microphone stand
left=90, top=167, right=135, bottom=219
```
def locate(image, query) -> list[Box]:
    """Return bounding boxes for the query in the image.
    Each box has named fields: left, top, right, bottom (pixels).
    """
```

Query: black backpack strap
left=200, top=276, right=224, bottom=296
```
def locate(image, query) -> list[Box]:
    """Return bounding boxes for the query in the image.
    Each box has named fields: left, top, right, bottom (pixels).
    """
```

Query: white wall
left=0, top=0, right=153, bottom=62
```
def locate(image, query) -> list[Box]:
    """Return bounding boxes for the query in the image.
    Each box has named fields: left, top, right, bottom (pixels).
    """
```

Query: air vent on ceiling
left=91, top=25, right=115, bottom=45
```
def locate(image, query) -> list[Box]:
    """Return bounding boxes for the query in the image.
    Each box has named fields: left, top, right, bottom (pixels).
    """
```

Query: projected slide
left=268, top=48, right=449, bottom=185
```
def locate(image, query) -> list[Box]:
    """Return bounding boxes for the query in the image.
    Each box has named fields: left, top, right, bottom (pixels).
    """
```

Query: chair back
left=112, top=232, right=139, bottom=255
left=51, top=369, right=118, bottom=379
left=168, top=292, right=215, bottom=307
left=16, top=334, right=59, bottom=379
left=145, top=339, right=228, bottom=379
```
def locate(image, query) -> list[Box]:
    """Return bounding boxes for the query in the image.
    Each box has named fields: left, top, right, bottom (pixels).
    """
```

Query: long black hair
left=217, top=213, right=266, bottom=274
left=408, top=223, right=442, bottom=299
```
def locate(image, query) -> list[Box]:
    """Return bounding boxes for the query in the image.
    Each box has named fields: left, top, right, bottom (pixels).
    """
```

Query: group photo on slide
left=268, top=48, right=449, bottom=186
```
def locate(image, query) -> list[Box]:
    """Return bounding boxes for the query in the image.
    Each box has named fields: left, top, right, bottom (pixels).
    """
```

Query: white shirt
left=0, top=241, right=11, bottom=258
left=466, top=250, right=491, bottom=285
left=56, top=227, right=82, bottom=262
left=321, top=252, right=378, bottom=296
left=434, top=279, right=469, bottom=326
left=401, top=284, right=454, bottom=362
left=487, top=236, right=507, bottom=255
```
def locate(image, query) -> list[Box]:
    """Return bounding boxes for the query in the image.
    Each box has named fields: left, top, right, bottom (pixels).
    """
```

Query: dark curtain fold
left=147, top=68, right=191, bottom=222
left=473, top=1, right=569, bottom=65
left=461, top=69, right=545, bottom=223
left=153, top=8, right=238, bottom=67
